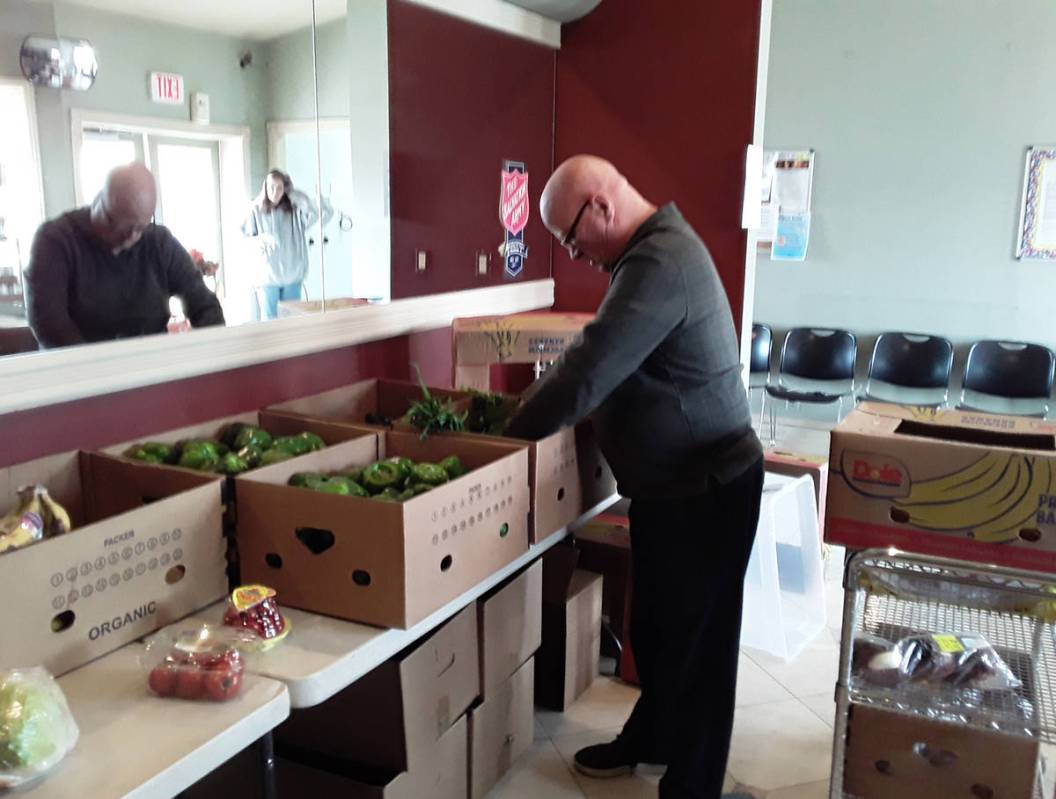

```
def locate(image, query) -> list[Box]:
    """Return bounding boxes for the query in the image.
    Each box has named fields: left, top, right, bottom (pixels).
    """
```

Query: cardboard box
left=0, top=451, right=226, bottom=676
left=535, top=545, right=603, bottom=710
left=265, top=378, right=466, bottom=430
left=826, top=403, right=1056, bottom=571
left=235, top=430, right=530, bottom=628
left=573, top=519, right=632, bottom=642
left=278, top=297, right=369, bottom=317
left=468, top=657, right=535, bottom=799
left=276, top=604, right=478, bottom=772
left=478, top=559, right=542, bottom=696
left=103, top=410, right=380, bottom=522
left=765, top=448, right=828, bottom=540
left=184, top=716, right=468, bottom=799
left=576, top=422, right=618, bottom=515
left=452, top=312, right=593, bottom=391
left=843, top=704, right=1039, bottom=799
left=267, top=379, right=584, bottom=543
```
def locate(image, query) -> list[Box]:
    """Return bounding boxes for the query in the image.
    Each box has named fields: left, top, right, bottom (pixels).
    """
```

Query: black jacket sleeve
left=23, top=225, right=86, bottom=349
left=503, top=252, right=686, bottom=440
left=161, top=231, right=226, bottom=329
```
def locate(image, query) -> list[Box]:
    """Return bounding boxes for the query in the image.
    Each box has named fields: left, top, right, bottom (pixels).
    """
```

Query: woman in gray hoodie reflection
left=241, top=169, right=333, bottom=320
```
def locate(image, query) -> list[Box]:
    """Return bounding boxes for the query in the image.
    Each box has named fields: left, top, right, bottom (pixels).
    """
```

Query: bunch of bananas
left=0, top=485, right=72, bottom=554
left=893, top=452, right=1056, bottom=542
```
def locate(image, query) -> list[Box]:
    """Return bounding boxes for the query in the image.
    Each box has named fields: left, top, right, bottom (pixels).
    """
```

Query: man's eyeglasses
left=561, top=199, right=591, bottom=249
left=99, top=199, right=154, bottom=239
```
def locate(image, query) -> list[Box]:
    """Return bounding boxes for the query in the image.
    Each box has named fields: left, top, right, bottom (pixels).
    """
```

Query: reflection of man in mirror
left=242, top=169, right=333, bottom=321
left=23, top=163, right=225, bottom=349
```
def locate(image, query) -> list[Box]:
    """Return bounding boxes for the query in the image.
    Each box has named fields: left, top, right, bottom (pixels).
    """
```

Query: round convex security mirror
left=20, top=35, right=98, bottom=91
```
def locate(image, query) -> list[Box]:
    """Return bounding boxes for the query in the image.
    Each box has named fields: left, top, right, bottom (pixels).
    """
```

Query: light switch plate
left=415, top=250, right=427, bottom=272
left=476, top=251, right=488, bottom=276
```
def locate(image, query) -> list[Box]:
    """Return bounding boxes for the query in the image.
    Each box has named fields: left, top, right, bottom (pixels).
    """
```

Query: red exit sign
left=149, top=72, right=184, bottom=105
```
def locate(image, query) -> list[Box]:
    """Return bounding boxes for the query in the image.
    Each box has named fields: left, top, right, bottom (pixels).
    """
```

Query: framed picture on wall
left=1016, top=146, right=1056, bottom=260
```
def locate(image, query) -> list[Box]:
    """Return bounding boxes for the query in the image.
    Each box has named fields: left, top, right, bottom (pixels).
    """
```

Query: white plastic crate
left=741, top=472, right=825, bottom=659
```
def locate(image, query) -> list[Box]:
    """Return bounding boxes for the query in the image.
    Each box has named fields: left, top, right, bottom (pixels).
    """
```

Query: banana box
left=826, top=403, right=1056, bottom=571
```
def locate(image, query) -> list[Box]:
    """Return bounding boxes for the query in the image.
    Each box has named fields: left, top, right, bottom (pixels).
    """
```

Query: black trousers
left=621, top=458, right=764, bottom=799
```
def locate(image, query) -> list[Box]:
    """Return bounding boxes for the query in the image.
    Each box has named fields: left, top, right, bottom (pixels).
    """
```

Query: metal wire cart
left=831, top=549, right=1056, bottom=799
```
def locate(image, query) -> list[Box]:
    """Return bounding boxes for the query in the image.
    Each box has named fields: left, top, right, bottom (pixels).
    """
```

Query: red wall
left=0, top=328, right=452, bottom=469
left=551, top=0, right=762, bottom=324
left=387, top=0, right=555, bottom=299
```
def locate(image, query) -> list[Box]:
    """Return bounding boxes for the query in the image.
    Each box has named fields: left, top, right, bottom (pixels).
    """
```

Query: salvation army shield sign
left=500, top=169, right=530, bottom=235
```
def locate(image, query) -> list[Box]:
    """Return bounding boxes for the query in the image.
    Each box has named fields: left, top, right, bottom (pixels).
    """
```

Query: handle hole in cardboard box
left=265, top=553, right=283, bottom=569
left=557, top=487, right=566, bottom=501
left=912, top=742, right=957, bottom=767
left=50, top=610, right=75, bottom=633
left=296, top=527, right=336, bottom=555
left=352, top=569, right=371, bottom=586
left=895, top=420, right=1055, bottom=451
left=499, top=523, right=509, bottom=538
left=141, top=495, right=161, bottom=505
left=440, top=555, right=453, bottom=572
left=873, top=759, right=893, bottom=775
left=165, top=565, right=186, bottom=585
left=971, top=784, right=995, bottom=799
left=1020, top=528, right=1042, bottom=542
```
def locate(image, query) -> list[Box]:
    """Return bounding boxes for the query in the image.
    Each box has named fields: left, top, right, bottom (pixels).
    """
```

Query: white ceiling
left=43, top=0, right=348, bottom=41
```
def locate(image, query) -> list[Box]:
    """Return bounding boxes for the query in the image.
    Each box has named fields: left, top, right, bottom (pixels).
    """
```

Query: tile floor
left=487, top=547, right=846, bottom=799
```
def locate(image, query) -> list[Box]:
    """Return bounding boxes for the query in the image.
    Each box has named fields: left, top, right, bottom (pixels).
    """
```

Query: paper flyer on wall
left=771, top=213, right=811, bottom=261
left=756, top=149, right=813, bottom=250
left=773, top=151, right=813, bottom=214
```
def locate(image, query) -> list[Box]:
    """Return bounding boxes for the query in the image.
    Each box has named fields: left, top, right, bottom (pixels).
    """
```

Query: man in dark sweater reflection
left=504, top=156, right=763, bottom=799
left=24, top=163, right=225, bottom=349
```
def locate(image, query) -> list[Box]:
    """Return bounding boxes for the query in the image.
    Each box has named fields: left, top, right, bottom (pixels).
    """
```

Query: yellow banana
left=38, top=488, right=72, bottom=537
left=898, top=451, right=1009, bottom=506
left=972, top=457, right=1052, bottom=542
left=0, top=486, right=45, bottom=554
left=899, top=454, right=1025, bottom=530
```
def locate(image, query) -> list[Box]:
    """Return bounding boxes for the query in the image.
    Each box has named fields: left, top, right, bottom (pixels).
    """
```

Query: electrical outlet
left=476, top=251, right=488, bottom=276
left=415, top=250, right=427, bottom=273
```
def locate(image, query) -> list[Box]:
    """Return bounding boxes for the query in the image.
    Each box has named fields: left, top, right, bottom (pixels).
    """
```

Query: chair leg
left=759, top=390, right=767, bottom=435
left=768, top=399, right=778, bottom=447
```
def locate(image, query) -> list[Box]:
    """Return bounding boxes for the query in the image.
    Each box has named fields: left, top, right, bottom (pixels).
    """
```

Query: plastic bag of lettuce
left=0, top=667, right=79, bottom=789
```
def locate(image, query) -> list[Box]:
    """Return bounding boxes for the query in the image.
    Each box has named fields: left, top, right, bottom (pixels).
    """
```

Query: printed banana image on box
left=826, top=403, right=1056, bottom=572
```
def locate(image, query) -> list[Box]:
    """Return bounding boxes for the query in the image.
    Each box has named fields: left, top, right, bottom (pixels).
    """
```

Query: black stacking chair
left=958, top=340, right=1055, bottom=417
left=860, top=332, right=954, bottom=407
left=749, top=324, right=773, bottom=427
left=763, top=328, right=857, bottom=444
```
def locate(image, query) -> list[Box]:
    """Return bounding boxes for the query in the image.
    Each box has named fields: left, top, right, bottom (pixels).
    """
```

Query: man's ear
left=594, top=194, right=616, bottom=223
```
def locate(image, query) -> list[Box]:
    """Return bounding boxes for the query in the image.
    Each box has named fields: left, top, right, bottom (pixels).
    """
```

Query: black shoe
left=573, top=740, right=638, bottom=778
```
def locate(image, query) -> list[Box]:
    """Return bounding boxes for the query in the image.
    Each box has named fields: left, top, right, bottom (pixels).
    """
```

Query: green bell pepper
left=178, top=441, right=220, bottom=471
left=234, top=425, right=273, bottom=452
left=259, top=448, right=294, bottom=466
left=361, top=462, right=402, bottom=494
left=439, top=456, right=466, bottom=479
left=412, top=463, right=449, bottom=487
left=125, top=446, right=163, bottom=464
left=142, top=442, right=176, bottom=463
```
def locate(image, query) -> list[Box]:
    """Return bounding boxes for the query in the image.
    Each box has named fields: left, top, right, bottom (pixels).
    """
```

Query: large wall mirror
left=0, top=0, right=391, bottom=358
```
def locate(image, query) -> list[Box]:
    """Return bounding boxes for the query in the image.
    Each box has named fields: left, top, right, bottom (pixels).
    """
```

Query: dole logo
left=842, top=450, right=910, bottom=499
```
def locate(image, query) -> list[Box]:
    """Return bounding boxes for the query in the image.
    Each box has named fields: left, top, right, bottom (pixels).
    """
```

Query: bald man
left=505, top=156, right=763, bottom=799
left=24, top=163, right=225, bottom=348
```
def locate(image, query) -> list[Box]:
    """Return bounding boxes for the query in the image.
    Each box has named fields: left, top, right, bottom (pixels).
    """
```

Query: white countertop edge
left=284, top=494, right=619, bottom=708
left=130, top=678, right=290, bottom=799
left=0, top=279, right=555, bottom=416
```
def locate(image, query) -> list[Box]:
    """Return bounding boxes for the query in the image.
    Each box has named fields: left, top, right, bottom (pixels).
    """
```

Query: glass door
left=150, top=137, right=224, bottom=298
left=0, top=79, right=45, bottom=327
